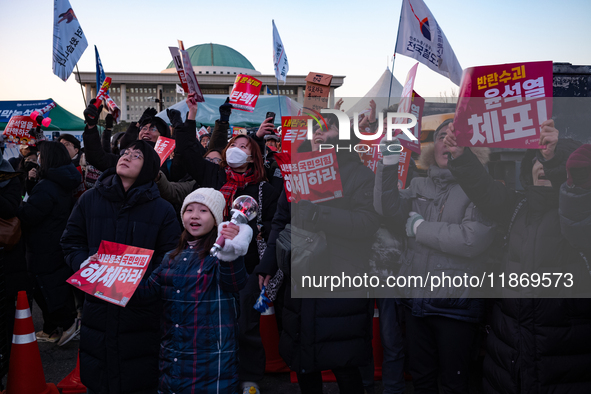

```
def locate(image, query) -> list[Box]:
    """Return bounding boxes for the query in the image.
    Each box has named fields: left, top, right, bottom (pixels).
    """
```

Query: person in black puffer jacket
left=18, top=142, right=81, bottom=344
left=275, top=113, right=380, bottom=394
left=0, top=157, right=33, bottom=384
left=374, top=119, right=496, bottom=394
left=445, top=120, right=591, bottom=394
left=61, top=140, right=180, bottom=394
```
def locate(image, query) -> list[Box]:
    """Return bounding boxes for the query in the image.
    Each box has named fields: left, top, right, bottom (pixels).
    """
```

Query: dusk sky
left=1, top=0, right=590, bottom=117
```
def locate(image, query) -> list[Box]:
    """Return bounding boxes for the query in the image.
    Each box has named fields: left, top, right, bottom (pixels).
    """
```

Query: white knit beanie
left=180, top=188, right=225, bottom=227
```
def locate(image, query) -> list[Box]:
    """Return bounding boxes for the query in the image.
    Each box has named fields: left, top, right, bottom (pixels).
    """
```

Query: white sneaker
left=57, top=318, right=81, bottom=346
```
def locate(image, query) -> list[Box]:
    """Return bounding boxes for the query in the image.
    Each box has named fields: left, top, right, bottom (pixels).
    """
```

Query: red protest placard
left=229, top=74, right=263, bottom=112
left=154, top=136, right=175, bottom=166
left=67, top=241, right=154, bottom=307
left=275, top=150, right=343, bottom=203
left=180, top=48, right=205, bottom=103
left=169, top=47, right=190, bottom=94
left=3, top=115, right=36, bottom=145
left=280, top=116, right=311, bottom=154
left=454, top=61, right=553, bottom=149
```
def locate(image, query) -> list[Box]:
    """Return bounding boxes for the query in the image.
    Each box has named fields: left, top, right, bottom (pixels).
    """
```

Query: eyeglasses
left=120, top=149, right=144, bottom=160
left=205, top=157, right=222, bottom=165
left=140, top=125, right=158, bottom=133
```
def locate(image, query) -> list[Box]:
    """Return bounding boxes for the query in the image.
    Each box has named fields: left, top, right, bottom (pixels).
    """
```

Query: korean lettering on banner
left=454, top=61, right=553, bottom=149
left=280, top=116, right=311, bottom=154
left=303, top=72, right=333, bottom=112
left=153, top=136, right=175, bottom=166
left=3, top=115, right=36, bottom=146
left=229, top=74, right=263, bottom=112
left=275, top=150, right=343, bottom=203
left=67, top=241, right=154, bottom=307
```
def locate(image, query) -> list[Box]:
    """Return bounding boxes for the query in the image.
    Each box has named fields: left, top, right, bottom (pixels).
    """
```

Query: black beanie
left=125, top=140, right=160, bottom=189
left=140, top=116, right=170, bottom=138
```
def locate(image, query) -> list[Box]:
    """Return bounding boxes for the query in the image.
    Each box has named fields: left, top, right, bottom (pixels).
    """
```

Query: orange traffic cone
left=3, top=291, right=59, bottom=394
left=259, top=302, right=290, bottom=373
left=57, top=352, right=86, bottom=393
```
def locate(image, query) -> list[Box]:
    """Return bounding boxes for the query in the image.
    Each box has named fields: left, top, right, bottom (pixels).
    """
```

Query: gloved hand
left=566, top=144, right=591, bottom=189
left=216, top=222, right=253, bottom=262
left=83, top=99, right=103, bottom=127
left=105, top=113, right=114, bottom=129
left=167, top=108, right=183, bottom=129
left=405, top=211, right=424, bottom=237
left=138, top=107, right=158, bottom=125
left=379, top=136, right=402, bottom=165
left=219, top=97, right=233, bottom=122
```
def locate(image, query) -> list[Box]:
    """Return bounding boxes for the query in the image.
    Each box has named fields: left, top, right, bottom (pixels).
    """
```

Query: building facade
left=75, top=43, right=344, bottom=122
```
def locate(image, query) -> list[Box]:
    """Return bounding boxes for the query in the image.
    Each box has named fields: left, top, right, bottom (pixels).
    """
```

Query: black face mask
left=24, top=162, right=38, bottom=172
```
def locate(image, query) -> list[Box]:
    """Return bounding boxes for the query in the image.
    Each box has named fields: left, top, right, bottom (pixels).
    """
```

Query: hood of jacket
left=44, top=163, right=82, bottom=192
left=95, top=167, right=161, bottom=208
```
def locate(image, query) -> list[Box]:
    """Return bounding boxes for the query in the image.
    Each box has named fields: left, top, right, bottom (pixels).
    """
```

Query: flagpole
left=388, top=0, right=405, bottom=107
left=276, top=79, right=283, bottom=120
left=75, top=64, right=87, bottom=106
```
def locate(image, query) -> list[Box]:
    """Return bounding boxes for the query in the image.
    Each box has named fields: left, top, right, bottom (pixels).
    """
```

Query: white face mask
left=225, top=147, right=250, bottom=168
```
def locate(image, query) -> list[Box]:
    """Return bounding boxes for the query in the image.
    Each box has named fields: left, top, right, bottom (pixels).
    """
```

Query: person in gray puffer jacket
left=374, top=119, right=496, bottom=394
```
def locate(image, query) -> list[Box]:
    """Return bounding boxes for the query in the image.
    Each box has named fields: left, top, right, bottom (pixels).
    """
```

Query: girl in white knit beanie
left=138, top=187, right=253, bottom=393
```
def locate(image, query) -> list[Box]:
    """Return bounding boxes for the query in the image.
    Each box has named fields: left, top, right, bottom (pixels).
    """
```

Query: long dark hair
left=38, top=141, right=72, bottom=179
left=221, top=135, right=266, bottom=182
left=169, top=226, right=218, bottom=261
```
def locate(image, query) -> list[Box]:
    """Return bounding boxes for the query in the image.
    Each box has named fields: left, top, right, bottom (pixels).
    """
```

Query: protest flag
left=95, top=46, right=107, bottom=95
left=272, top=20, right=289, bottom=84
left=394, top=0, right=463, bottom=85
left=53, top=0, right=88, bottom=81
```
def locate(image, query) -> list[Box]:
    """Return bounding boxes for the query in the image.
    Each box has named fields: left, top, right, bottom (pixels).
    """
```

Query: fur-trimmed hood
left=418, top=143, right=490, bottom=169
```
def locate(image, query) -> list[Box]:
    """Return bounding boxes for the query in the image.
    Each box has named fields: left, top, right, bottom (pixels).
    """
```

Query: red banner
left=3, top=115, right=36, bottom=145
left=454, top=61, right=553, bottom=149
left=154, top=136, right=175, bottom=166
left=67, top=241, right=154, bottom=307
left=275, top=150, right=343, bottom=203
left=229, top=74, right=262, bottom=112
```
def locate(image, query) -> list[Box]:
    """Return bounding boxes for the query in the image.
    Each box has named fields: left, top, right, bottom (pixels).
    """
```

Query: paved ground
left=1, top=301, right=485, bottom=393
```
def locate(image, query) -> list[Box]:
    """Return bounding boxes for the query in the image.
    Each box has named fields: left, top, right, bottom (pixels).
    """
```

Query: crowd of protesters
left=0, top=90, right=590, bottom=394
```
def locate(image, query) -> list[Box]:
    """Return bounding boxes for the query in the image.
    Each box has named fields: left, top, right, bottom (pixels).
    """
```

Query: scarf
left=220, top=167, right=257, bottom=219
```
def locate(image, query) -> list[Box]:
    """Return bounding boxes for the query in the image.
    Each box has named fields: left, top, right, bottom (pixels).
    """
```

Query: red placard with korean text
left=275, top=150, right=343, bottom=203
left=67, top=241, right=154, bottom=307
left=229, top=74, right=263, bottom=112
left=3, top=115, right=37, bottom=145
left=154, top=136, right=175, bottom=166
left=280, top=116, right=311, bottom=154
left=454, top=61, right=553, bottom=149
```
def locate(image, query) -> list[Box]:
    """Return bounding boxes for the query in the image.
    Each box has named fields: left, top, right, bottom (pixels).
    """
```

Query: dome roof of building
left=166, top=43, right=256, bottom=71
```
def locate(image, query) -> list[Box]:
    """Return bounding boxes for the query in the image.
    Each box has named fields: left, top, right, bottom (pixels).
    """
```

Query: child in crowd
left=138, top=187, right=251, bottom=393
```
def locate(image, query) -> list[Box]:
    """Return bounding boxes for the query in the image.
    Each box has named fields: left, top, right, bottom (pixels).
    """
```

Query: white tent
left=345, top=69, right=404, bottom=116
